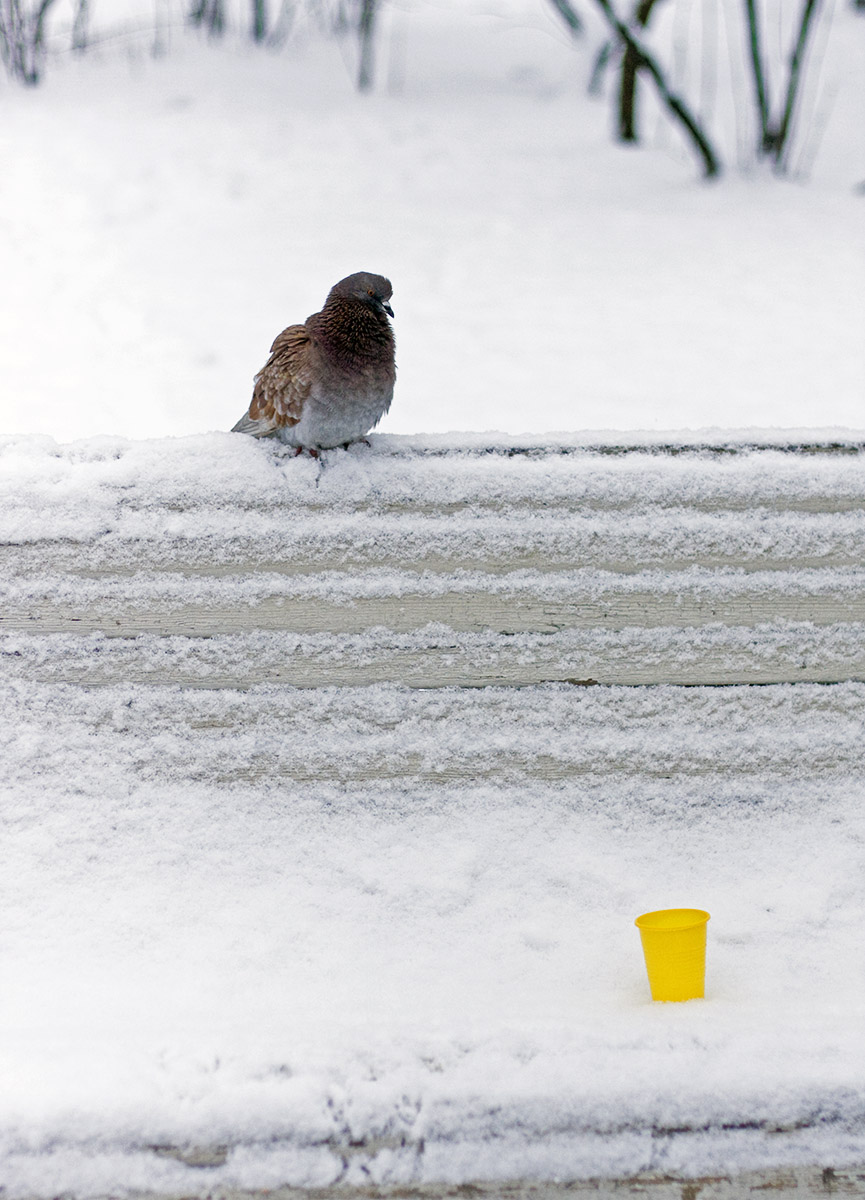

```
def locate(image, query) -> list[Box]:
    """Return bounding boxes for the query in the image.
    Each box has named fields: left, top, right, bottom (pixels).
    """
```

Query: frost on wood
left=1, top=433, right=864, bottom=686
left=3, top=433, right=865, bottom=1193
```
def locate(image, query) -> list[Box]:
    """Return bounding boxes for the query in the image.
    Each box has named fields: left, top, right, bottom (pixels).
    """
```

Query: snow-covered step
left=5, top=504, right=864, bottom=573
left=6, top=679, right=865, bottom=788
left=2, top=433, right=865, bottom=686
left=5, top=433, right=865, bottom=1194
left=4, top=674, right=865, bottom=1192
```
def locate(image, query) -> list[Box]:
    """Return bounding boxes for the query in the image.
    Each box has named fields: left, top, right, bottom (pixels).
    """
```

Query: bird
left=232, top=271, right=396, bottom=452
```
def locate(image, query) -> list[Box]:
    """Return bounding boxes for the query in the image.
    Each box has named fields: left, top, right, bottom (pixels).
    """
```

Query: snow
left=2, top=0, right=865, bottom=1192
left=5, top=676, right=863, bottom=1190
left=0, top=1, right=863, bottom=444
left=2, top=433, right=864, bottom=646
left=2, top=436, right=865, bottom=1191
left=3, top=429, right=865, bottom=541
left=3, top=676, right=865, bottom=1193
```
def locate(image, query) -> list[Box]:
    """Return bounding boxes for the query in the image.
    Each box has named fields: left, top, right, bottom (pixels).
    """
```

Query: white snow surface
left=4, top=676, right=865, bottom=1192
left=0, top=0, right=863, bottom=444
left=2, top=435, right=865, bottom=1192
left=2, top=0, right=865, bottom=1191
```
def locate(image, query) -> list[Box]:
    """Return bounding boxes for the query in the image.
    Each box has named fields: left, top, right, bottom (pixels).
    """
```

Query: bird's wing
left=233, top=324, right=312, bottom=436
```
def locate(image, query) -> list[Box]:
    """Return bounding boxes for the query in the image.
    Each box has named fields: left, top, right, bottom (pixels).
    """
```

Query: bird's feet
left=289, top=440, right=368, bottom=458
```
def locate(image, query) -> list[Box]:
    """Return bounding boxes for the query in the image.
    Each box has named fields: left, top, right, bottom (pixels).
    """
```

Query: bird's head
left=330, top=272, right=394, bottom=318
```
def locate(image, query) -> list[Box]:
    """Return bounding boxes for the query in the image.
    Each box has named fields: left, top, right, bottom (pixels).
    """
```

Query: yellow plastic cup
left=635, top=908, right=710, bottom=1002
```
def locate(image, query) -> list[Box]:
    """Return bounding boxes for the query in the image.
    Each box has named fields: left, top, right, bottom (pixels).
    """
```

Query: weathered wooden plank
left=1, top=584, right=863, bottom=637
left=2, top=492, right=865, bottom=576
left=3, top=622, right=864, bottom=687
left=4, top=520, right=864, bottom=575
left=3, top=437, right=865, bottom=535
left=46, top=1162, right=865, bottom=1199
left=2, top=438, right=864, bottom=686
left=6, top=678, right=861, bottom=787
left=1, top=441, right=863, bottom=686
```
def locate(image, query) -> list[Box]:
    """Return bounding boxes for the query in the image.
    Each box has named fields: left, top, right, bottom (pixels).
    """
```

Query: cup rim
left=635, top=907, right=711, bottom=931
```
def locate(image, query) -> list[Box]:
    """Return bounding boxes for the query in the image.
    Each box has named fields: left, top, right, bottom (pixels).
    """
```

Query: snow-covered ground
left=2, top=434, right=865, bottom=1194
left=1, top=0, right=862, bottom=444
left=4, top=673, right=865, bottom=1193
left=1, top=1, right=864, bottom=1195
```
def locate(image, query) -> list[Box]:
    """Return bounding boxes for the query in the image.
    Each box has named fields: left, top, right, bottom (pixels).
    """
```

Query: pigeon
left=232, top=271, right=396, bottom=452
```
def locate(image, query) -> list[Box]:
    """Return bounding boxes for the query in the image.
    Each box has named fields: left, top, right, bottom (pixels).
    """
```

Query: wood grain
left=3, top=441, right=865, bottom=685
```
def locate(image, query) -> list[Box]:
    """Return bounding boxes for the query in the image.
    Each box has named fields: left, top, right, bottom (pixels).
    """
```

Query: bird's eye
left=368, top=288, right=374, bottom=297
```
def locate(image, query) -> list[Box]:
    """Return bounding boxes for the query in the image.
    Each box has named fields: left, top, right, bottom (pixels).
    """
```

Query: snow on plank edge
left=3, top=434, right=865, bottom=686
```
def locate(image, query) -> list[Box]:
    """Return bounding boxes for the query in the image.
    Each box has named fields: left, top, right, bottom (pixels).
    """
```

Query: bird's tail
left=231, top=413, right=273, bottom=437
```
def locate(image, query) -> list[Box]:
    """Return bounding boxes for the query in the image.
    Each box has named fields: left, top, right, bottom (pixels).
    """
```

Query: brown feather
left=247, top=324, right=312, bottom=429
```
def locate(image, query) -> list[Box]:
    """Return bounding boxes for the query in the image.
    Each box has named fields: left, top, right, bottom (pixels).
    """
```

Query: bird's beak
left=383, top=300, right=394, bottom=318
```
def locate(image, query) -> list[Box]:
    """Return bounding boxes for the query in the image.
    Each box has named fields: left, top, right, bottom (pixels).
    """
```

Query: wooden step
left=2, top=435, right=864, bottom=687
